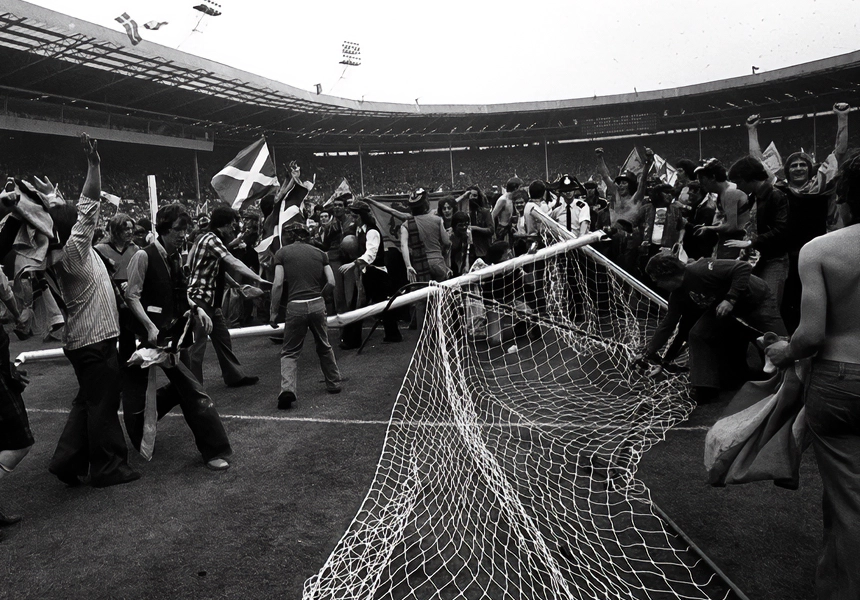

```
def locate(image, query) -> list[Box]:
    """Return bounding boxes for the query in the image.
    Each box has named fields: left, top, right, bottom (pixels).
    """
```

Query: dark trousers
left=687, top=298, right=787, bottom=389
left=188, top=301, right=246, bottom=385
left=782, top=252, right=803, bottom=334
left=805, top=360, right=860, bottom=600
left=122, top=354, right=232, bottom=462
left=49, top=338, right=135, bottom=484
left=342, top=267, right=402, bottom=347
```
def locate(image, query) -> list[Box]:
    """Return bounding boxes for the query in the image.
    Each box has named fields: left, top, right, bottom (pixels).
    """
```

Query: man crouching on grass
left=637, top=252, right=786, bottom=402
left=766, top=150, right=860, bottom=600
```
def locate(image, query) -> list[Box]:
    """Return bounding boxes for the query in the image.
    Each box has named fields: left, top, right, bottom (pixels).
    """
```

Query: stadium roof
left=2, top=0, right=860, bottom=151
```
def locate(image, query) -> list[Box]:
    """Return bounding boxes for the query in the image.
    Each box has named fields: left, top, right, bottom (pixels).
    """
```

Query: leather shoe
left=206, top=458, right=230, bottom=471
left=91, top=469, right=141, bottom=489
left=227, top=376, right=259, bottom=388
left=49, top=468, right=82, bottom=487
left=327, top=387, right=342, bottom=394
left=382, top=336, right=403, bottom=343
left=338, top=342, right=359, bottom=350
left=0, top=507, right=21, bottom=526
left=278, top=391, right=296, bottom=410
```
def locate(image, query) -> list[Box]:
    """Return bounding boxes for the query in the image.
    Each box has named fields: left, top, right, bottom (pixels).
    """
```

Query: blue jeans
left=805, top=359, right=860, bottom=600
left=280, top=298, right=341, bottom=396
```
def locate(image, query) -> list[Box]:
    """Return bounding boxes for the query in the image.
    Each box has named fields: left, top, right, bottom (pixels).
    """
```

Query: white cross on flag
left=211, top=137, right=280, bottom=211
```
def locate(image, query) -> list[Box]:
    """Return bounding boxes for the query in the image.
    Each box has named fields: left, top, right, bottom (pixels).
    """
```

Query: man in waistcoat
left=123, top=203, right=232, bottom=471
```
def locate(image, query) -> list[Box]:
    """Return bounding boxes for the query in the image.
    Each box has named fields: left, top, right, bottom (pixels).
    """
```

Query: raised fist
left=594, top=147, right=604, bottom=156
left=834, top=102, right=850, bottom=114
left=746, top=114, right=760, bottom=128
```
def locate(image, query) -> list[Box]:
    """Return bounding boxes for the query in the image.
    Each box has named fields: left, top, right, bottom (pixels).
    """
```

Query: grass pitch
left=1, top=328, right=822, bottom=599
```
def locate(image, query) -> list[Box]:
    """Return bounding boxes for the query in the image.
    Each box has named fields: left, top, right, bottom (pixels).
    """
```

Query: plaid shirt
left=186, top=231, right=230, bottom=306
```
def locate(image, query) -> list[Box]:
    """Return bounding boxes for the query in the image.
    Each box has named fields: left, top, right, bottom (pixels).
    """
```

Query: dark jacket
left=646, top=259, right=770, bottom=355
left=750, top=183, right=790, bottom=259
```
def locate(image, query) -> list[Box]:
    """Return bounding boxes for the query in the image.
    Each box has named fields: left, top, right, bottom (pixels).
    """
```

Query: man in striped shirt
left=47, top=134, right=139, bottom=488
left=186, top=206, right=270, bottom=386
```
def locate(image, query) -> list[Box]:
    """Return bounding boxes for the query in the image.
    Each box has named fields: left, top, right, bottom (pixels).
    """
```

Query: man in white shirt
left=339, top=200, right=402, bottom=348
left=550, top=175, right=591, bottom=237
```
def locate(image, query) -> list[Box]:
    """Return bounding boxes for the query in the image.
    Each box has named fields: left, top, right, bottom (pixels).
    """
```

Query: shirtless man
left=491, top=177, right=522, bottom=244
left=767, top=150, right=860, bottom=599
left=595, top=147, right=648, bottom=274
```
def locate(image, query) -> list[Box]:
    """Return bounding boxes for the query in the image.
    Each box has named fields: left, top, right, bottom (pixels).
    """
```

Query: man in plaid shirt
left=186, top=206, right=270, bottom=387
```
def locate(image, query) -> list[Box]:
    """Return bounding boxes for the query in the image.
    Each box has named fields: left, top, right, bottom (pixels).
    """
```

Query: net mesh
left=303, top=229, right=730, bottom=600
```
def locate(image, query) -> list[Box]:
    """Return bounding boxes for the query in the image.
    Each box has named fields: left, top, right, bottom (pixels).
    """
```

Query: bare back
left=802, top=224, right=860, bottom=363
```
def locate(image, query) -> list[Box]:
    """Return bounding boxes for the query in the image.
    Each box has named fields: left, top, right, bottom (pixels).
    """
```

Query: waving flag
left=100, top=191, right=121, bottom=207
left=211, top=137, right=280, bottom=211
left=649, top=153, right=678, bottom=186
left=620, top=147, right=644, bottom=176
left=325, top=178, right=353, bottom=206
left=255, top=173, right=314, bottom=254
left=144, top=21, right=169, bottom=30
left=115, top=13, right=142, bottom=46
left=761, top=141, right=783, bottom=178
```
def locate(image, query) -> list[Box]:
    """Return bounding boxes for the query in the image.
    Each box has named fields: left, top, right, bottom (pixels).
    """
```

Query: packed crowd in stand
left=2, top=103, right=860, bottom=597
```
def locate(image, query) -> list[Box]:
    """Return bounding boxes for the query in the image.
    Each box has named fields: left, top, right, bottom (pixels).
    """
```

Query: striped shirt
left=186, top=231, right=230, bottom=306
left=53, top=195, right=120, bottom=350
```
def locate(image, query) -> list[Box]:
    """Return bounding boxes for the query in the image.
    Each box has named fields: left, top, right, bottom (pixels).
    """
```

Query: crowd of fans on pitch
left=2, top=104, right=860, bottom=597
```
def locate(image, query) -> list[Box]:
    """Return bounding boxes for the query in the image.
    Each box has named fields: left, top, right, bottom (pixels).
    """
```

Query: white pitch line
left=25, top=408, right=711, bottom=430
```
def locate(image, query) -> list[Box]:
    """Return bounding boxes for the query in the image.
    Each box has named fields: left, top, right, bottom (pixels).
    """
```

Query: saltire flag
left=100, top=191, right=121, bottom=207
left=761, top=141, right=783, bottom=178
left=254, top=175, right=314, bottom=254
left=144, top=21, right=169, bottom=30
left=649, top=153, right=678, bottom=186
left=620, top=147, right=644, bottom=176
left=115, top=13, right=142, bottom=46
left=211, top=137, right=280, bottom=211
left=324, top=178, right=353, bottom=206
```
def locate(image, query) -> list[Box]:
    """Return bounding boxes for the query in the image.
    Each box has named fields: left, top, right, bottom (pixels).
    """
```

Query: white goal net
left=304, top=227, right=731, bottom=599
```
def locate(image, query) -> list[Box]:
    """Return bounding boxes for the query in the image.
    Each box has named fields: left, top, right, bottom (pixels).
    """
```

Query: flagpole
left=697, top=123, right=703, bottom=161
left=358, top=145, right=365, bottom=196
left=449, top=143, right=454, bottom=187
left=812, top=113, right=817, bottom=161
left=544, top=138, right=549, bottom=181
left=193, top=150, right=201, bottom=203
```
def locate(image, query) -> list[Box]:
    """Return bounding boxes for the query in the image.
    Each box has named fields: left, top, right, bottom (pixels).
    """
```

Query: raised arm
left=631, top=149, right=653, bottom=204
left=595, top=148, right=618, bottom=199
left=833, top=102, right=850, bottom=165
left=746, top=114, right=764, bottom=161
left=80, top=133, right=100, bottom=201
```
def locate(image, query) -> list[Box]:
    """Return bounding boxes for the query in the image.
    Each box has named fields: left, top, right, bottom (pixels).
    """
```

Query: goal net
left=304, top=226, right=730, bottom=599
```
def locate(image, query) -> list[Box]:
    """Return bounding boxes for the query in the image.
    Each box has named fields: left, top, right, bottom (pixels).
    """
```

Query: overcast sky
left=26, top=0, right=860, bottom=106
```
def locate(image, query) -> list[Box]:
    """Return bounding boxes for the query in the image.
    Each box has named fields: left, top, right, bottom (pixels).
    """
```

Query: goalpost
left=302, top=224, right=735, bottom=599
